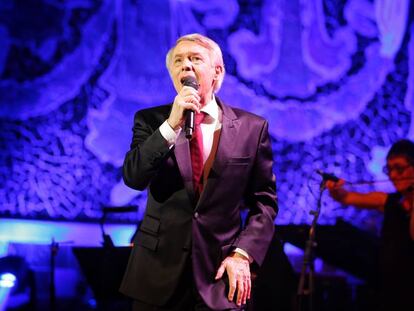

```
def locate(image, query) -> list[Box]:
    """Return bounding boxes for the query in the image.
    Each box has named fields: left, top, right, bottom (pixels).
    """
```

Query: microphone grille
left=181, top=76, right=199, bottom=90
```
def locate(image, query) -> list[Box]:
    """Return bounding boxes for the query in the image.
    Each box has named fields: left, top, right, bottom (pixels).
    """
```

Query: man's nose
left=181, top=58, right=192, bottom=71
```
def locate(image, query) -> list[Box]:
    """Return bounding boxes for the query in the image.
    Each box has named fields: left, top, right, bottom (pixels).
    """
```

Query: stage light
left=0, top=273, right=16, bottom=288
left=0, top=273, right=17, bottom=311
left=0, top=256, right=35, bottom=310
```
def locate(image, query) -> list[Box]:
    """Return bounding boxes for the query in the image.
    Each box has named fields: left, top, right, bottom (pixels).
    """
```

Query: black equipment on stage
left=291, top=171, right=381, bottom=311
left=73, top=246, right=132, bottom=311
left=276, top=220, right=380, bottom=311
left=74, top=205, right=137, bottom=310
left=250, top=232, right=297, bottom=311
left=276, top=220, right=380, bottom=284
left=100, top=205, right=137, bottom=249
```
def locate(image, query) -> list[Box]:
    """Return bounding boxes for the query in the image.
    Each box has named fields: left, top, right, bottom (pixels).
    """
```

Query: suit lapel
left=197, top=99, right=239, bottom=206
left=210, top=99, right=239, bottom=176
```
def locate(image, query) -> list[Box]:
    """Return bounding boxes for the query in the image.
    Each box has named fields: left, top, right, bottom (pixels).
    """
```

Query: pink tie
left=190, top=112, right=205, bottom=195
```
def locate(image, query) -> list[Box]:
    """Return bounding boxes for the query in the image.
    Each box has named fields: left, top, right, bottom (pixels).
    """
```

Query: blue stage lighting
left=0, top=273, right=16, bottom=288
left=0, top=256, right=35, bottom=310
left=0, top=272, right=17, bottom=311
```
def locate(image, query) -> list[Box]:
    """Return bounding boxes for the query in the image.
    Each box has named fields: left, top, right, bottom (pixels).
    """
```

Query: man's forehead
left=172, top=41, right=210, bottom=56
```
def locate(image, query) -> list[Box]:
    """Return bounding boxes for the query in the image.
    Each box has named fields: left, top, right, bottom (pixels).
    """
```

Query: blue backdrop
left=0, top=0, right=413, bottom=233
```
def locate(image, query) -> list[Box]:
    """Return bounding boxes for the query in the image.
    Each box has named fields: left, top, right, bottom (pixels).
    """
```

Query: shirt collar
left=201, top=95, right=219, bottom=121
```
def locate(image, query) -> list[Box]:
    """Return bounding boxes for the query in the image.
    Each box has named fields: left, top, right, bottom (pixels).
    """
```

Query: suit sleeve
left=123, top=110, right=171, bottom=190
left=235, top=120, right=278, bottom=266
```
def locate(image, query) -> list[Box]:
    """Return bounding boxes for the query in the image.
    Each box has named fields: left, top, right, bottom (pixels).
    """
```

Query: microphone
left=316, top=169, right=339, bottom=182
left=181, top=76, right=199, bottom=139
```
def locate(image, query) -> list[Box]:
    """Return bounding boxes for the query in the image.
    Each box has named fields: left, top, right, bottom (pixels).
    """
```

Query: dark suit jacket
left=120, top=98, right=277, bottom=310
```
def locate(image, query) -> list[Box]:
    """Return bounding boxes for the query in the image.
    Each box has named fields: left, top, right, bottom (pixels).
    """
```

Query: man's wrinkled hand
left=215, top=252, right=251, bottom=306
left=167, top=86, right=200, bottom=130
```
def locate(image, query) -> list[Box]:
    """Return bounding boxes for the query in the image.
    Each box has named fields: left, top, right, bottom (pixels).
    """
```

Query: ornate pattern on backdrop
left=0, top=0, right=412, bottom=230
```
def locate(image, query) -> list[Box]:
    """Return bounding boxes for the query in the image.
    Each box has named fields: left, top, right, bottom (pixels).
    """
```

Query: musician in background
left=326, top=139, right=414, bottom=311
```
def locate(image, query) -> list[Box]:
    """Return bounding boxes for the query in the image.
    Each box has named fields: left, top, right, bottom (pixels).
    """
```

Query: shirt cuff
left=234, top=248, right=253, bottom=263
left=159, top=120, right=181, bottom=147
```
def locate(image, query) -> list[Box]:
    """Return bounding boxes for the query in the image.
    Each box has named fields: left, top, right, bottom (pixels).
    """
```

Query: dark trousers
left=131, top=257, right=245, bottom=311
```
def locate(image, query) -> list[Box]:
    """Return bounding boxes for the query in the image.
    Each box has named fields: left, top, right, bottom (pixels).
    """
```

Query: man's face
left=169, top=40, right=219, bottom=105
left=385, top=156, right=414, bottom=193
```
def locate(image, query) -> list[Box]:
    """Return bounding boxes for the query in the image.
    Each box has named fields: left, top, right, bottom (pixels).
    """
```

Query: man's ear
left=214, top=65, right=223, bottom=80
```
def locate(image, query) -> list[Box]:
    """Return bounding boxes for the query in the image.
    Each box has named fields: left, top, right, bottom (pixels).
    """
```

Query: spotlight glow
left=0, top=273, right=16, bottom=288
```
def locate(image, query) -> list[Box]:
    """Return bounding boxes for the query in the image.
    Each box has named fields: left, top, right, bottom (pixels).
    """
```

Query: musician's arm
left=325, top=180, right=387, bottom=212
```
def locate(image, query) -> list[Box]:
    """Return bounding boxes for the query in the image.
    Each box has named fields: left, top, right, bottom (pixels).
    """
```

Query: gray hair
left=166, top=33, right=225, bottom=92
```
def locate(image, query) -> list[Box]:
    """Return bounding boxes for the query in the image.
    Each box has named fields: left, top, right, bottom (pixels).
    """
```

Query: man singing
left=120, top=33, right=277, bottom=311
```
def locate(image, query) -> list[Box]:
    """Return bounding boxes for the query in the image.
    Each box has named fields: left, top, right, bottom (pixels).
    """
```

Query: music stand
left=74, top=205, right=137, bottom=310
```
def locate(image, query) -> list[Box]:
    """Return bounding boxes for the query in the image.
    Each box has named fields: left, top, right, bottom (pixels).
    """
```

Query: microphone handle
left=185, top=109, right=195, bottom=139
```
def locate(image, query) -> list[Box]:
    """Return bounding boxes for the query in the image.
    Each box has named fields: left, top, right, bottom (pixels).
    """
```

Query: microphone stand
left=50, top=238, right=58, bottom=311
left=297, top=179, right=326, bottom=311
left=100, top=209, right=115, bottom=249
left=50, top=238, right=73, bottom=311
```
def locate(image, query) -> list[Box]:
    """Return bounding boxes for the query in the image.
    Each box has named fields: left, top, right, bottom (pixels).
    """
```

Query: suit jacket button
left=194, top=212, right=199, bottom=219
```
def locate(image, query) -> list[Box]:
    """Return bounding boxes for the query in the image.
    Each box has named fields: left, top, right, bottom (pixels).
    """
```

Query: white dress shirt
left=159, top=96, right=221, bottom=163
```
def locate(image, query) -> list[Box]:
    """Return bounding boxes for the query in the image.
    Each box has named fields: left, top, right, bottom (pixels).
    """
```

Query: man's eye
left=174, top=59, right=182, bottom=65
left=191, top=56, right=202, bottom=63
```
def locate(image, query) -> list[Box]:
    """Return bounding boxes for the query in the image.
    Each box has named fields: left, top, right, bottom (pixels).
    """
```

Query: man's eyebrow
left=173, top=52, right=203, bottom=58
